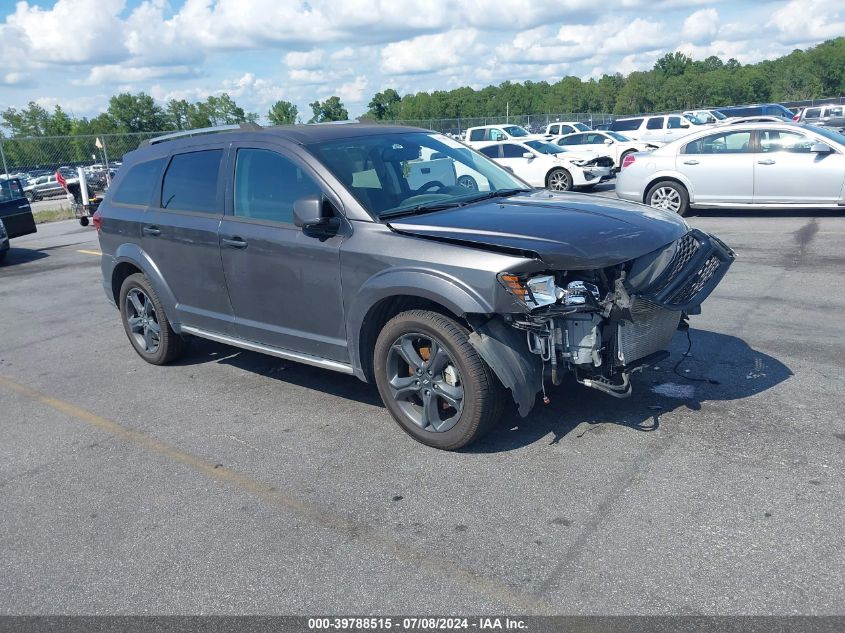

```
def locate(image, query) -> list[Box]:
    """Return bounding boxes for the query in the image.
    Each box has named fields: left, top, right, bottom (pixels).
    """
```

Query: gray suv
left=96, top=124, right=734, bottom=449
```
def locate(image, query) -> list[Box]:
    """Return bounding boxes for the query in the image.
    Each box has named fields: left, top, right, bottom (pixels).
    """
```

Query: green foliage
left=107, top=92, right=168, bottom=133
left=268, top=100, right=299, bottom=125
left=308, top=96, right=348, bottom=123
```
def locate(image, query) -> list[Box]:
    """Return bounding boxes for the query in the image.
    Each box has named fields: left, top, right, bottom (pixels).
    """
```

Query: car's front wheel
left=373, top=310, right=505, bottom=450
left=119, top=273, right=187, bottom=365
left=457, top=175, right=479, bottom=191
left=646, top=180, right=690, bottom=216
left=547, top=168, right=572, bottom=192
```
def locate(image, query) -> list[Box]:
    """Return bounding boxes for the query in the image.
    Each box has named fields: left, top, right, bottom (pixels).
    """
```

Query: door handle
left=757, top=159, right=776, bottom=165
left=142, top=225, right=161, bottom=236
left=221, top=236, right=248, bottom=249
left=683, top=160, right=699, bottom=165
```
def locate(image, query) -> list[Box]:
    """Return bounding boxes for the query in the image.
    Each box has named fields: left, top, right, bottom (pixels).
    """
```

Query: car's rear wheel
left=457, top=175, right=479, bottom=191
left=646, top=180, right=690, bottom=216
left=373, top=310, right=505, bottom=450
left=119, top=273, right=187, bottom=365
left=25, top=191, right=35, bottom=202
left=547, top=168, right=572, bottom=192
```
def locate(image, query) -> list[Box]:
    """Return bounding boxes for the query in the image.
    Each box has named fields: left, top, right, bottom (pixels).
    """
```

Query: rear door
left=753, top=129, right=845, bottom=204
left=676, top=129, right=754, bottom=204
left=141, top=146, right=234, bottom=334
left=496, top=143, right=545, bottom=186
left=0, top=179, right=36, bottom=238
left=218, top=142, right=348, bottom=361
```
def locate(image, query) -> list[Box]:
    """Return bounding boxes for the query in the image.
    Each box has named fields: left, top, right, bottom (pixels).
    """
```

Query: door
left=753, top=129, right=845, bottom=204
left=141, top=147, right=235, bottom=333
left=496, top=143, right=545, bottom=186
left=0, top=178, right=36, bottom=238
left=663, top=116, right=691, bottom=143
left=641, top=117, right=665, bottom=142
left=219, top=144, right=348, bottom=361
left=676, top=130, right=754, bottom=204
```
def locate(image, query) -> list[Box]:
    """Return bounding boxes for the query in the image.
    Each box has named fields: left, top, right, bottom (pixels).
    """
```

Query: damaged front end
left=469, top=229, right=735, bottom=416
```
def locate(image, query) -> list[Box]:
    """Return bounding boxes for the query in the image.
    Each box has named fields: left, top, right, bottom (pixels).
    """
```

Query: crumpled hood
left=388, top=190, right=689, bottom=269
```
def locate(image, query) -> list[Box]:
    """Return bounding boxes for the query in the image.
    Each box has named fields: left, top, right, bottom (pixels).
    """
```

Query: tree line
left=1, top=37, right=842, bottom=145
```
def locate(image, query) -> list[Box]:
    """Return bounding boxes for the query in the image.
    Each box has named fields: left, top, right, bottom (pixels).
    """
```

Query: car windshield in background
left=807, top=124, right=845, bottom=146
left=524, top=140, right=566, bottom=154
left=607, top=132, right=630, bottom=142
left=308, top=132, right=530, bottom=220
left=501, top=125, right=531, bottom=137
left=684, top=114, right=709, bottom=125
left=574, top=123, right=591, bottom=131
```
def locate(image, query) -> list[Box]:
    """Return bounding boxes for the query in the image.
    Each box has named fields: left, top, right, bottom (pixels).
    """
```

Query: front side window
left=501, top=144, right=526, bottom=158
left=759, top=130, right=814, bottom=153
left=111, top=158, right=166, bottom=206
left=308, top=132, right=528, bottom=219
left=487, top=128, right=506, bottom=141
left=610, top=119, right=643, bottom=132
left=803, top=108, right=822, bottom=119
left=683, top=131, right=752, bottom=154
left=469, top=129, right=485, bottom=141
left=667, top=116, right=686, bottom=129
left=548, top=124, right=560, bottom=135
left=0, top=179, right=24, bottom=202
left=646, top=117, right=664, bottom=130
left=234, top=149, right=322, bottom=223
left=161, top=150, right=223, bottom=212
left=558, top=134, right=583, bottom=146
left=501, top=125, right=530, bottom=137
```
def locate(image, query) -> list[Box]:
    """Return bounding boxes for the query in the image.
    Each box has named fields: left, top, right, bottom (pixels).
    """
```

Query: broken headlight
left=498, top=273, right=562, bottom=307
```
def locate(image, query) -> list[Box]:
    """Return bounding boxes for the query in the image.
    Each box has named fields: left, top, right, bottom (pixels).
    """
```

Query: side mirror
left=293, top=195, right=340, bottom=236
left=604, top=138, right=614, bottom=145
left=810, top=142, right=832, bottom=153
left=522, top=152, right=534, bottom=159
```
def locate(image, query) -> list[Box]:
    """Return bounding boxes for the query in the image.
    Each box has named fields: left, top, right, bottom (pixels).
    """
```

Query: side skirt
left=180, top=325, right=355, bottom=375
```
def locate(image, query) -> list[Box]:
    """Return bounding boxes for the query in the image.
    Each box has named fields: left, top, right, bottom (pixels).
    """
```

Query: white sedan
left=616, top=122, right=845, bottom=215
left=554, top=131, right=662, bottom=169
left=475, top=139, right=613, bottom=191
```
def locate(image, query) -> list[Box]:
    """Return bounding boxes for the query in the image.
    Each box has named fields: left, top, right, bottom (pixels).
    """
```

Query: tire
left=373, top=310, right=505, bottom=450
left=0, top=250, right=7, bottom=264
left=646, top=179, right=690, bottom=216
left=546, top=168, right=572, bottom=192
left=25, top=191, right=35, bottom=203
left=79, top=217, right=89, bottom=227
left=457, top=175, right=479, bottom=191
left=118, top=273, right=187, bottom=365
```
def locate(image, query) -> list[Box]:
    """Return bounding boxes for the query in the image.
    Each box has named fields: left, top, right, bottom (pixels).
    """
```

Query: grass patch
left=34, top=207, right=75, bottom=224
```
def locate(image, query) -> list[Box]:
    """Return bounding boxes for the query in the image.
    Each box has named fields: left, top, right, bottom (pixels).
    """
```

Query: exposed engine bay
left=469, top=229, right=735, bottom=414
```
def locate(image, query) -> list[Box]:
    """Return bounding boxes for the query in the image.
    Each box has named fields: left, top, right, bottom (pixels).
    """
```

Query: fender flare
left=346, top=267, right=494, bottom=380
left=112, top=243, right=181, bottom=328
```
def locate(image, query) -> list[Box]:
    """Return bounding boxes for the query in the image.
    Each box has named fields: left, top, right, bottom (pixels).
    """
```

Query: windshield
left=607, top=131, right=629, bottom=142
left=711, top=110, right=727, bottom=120
left=806, top=124, right=845, bottom=146
left=524, top=140, right=566, bottom=154
left=501, top=125, right=530, bottom=137
left=574, top=122, right=591, bottom=131
left=308, top=132, right=530, bottom=219
left=684, top=113, right=709, bottom=125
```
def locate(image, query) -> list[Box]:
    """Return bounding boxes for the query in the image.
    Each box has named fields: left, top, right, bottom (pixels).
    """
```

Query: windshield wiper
left=457, top=188, right=530, bottom=204
left=380, top=200, right=465, bottom=219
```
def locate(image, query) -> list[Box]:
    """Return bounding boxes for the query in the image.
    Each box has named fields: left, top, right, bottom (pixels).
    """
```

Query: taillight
left=792, top=114, right=800, bottom=121
left=92, top=210, right=102, bottom=231
left=621, top=154, right=637, bottom=170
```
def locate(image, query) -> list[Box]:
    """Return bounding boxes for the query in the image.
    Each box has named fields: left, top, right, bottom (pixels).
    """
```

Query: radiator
left=616, top=299, right=681, bottom=365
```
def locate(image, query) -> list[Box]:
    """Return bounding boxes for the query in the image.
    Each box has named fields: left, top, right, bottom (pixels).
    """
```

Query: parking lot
left=1, top=203, right=844, bottom=614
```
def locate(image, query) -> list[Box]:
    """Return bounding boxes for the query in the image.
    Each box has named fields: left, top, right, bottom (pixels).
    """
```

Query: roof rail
left=141, top=123, right=262, bottom=147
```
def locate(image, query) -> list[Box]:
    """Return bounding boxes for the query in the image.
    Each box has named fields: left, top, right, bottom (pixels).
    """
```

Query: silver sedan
left=615, top=122, right=845, bottom=215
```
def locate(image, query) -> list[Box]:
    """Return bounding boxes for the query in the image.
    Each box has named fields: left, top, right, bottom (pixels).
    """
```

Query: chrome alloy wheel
left=650, top=186, right=683, bottom=213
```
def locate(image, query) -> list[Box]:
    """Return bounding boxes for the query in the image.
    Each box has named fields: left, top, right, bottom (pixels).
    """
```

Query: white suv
left=544, top=121, right=591, bottom=137
left=609, top=114, right=695, bottom=143
left=464, top=124, right=539, bottom=147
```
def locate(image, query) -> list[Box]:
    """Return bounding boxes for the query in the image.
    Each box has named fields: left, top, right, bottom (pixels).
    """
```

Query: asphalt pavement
left=1, top=204, right=843, bottom=615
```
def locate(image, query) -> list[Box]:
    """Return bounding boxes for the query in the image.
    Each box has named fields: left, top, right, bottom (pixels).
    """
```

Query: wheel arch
left=643, top=172, right=695, bottom=204
left=347, top=269, right=495, bottom=382
left=111, top=243, right=181, bottom=328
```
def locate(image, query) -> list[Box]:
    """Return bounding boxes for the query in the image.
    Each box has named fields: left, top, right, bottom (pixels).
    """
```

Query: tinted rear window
left=610, top=118, right=642, bottom=131
left=111, top=158, right=165, bottom=206
left=161, top=150, right=222, bottom=212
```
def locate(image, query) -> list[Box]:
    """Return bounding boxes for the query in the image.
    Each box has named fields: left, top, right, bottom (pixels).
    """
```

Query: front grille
left=616, top=299, right=681, bottom=365
left=668, top=255, right=721, bottom=305
left=653, top=232, right=700, bottom=293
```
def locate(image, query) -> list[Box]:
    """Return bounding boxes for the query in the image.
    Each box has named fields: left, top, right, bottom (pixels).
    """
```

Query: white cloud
left=681, top=9, right=720, bottom=44
left=284, top=50, right=325, bottom=69
left=381, top=29, right=483, bottom=74
left=768, top=0, right=845, bottom=44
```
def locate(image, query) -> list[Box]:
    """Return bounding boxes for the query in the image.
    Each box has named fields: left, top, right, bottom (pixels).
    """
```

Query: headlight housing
left=498, top=273, right=562, bottom=307
left=0, top=218, right=7, bottom=239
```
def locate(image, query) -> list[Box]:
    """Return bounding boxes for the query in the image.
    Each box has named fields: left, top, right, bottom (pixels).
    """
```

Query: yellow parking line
left=77, top=249, right=102, bottom=256
left=0, top=374, right=551, bottom=612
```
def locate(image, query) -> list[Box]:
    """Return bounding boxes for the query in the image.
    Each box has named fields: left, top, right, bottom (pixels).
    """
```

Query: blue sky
left=0, top=0, right=841, bottom=123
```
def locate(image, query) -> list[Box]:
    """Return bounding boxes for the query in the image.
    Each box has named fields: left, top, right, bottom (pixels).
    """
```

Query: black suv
left=96, top=124, right=734, bottom=449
